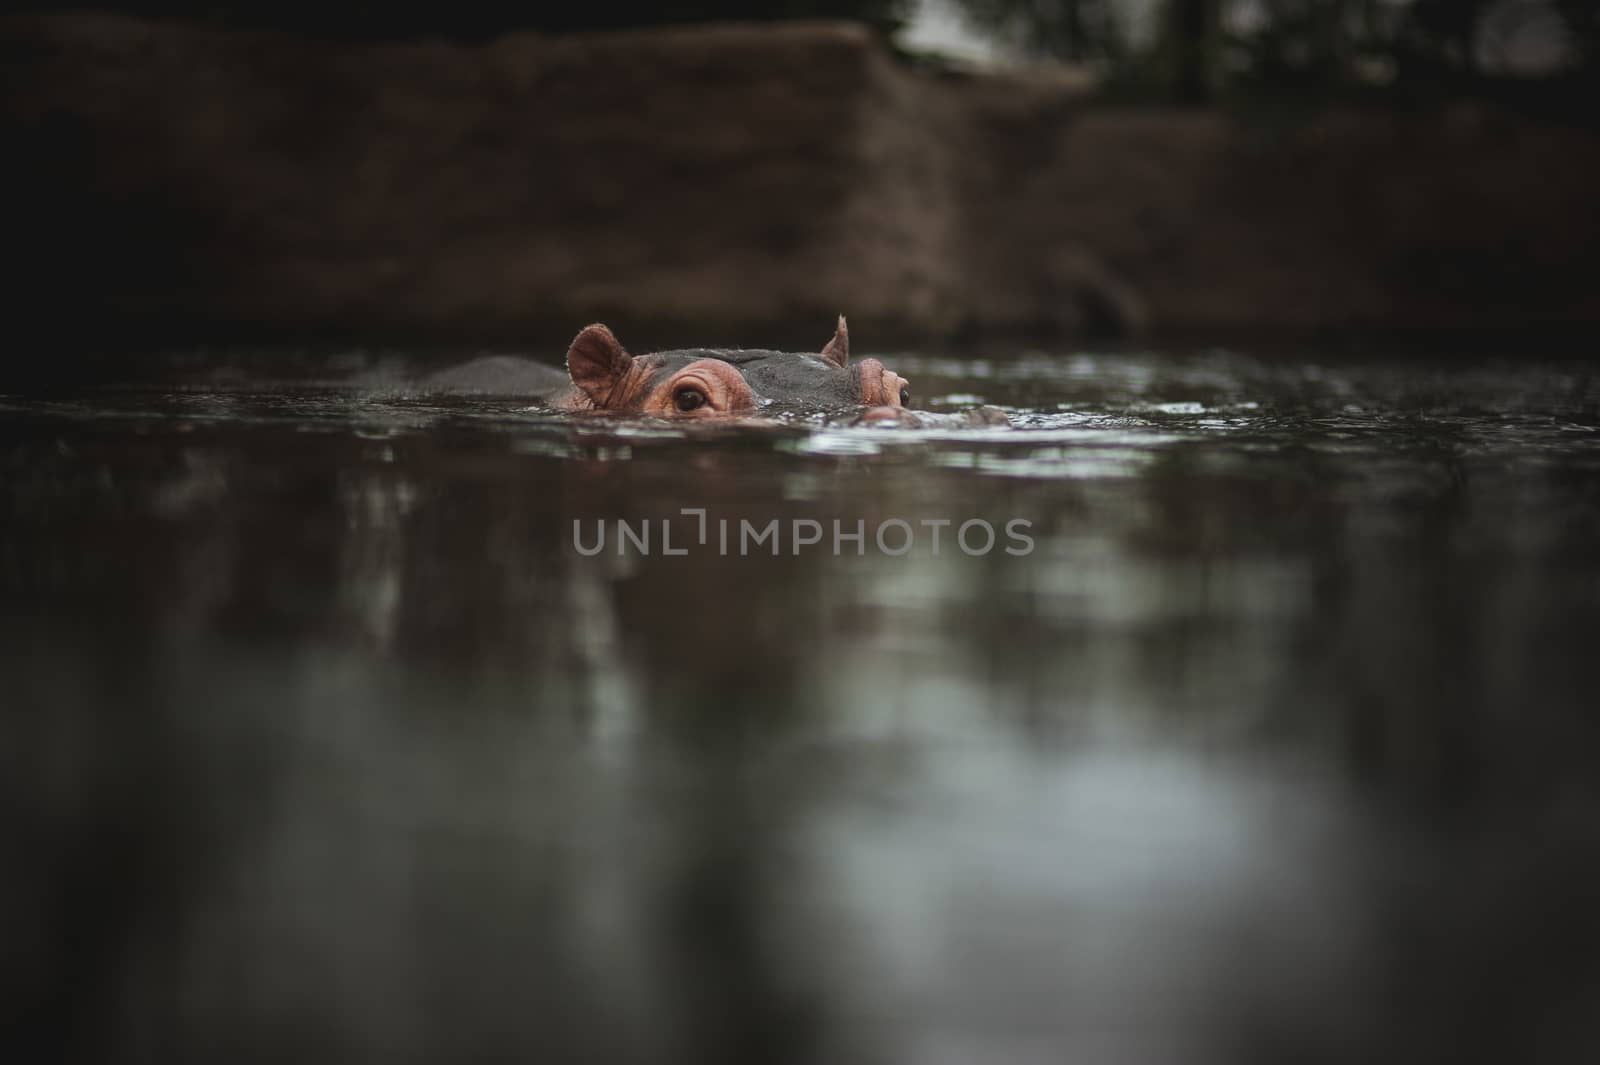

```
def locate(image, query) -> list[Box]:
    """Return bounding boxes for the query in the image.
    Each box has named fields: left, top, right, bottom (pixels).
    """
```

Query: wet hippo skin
left=418, top=317, right=1006, bottom=424
left=418, top=355, right=570, bottom=397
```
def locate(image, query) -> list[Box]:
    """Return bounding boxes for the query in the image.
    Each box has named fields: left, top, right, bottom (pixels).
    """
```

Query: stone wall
left=5, top=13, right=1598, bottom=351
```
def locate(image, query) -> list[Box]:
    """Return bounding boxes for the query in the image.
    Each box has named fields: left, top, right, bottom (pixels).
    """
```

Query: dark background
left=3, top=0, right=1599, bottom=373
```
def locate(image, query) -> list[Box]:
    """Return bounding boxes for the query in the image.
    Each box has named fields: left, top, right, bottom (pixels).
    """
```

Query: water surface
left=5, top=347, right=1599, bottom=1064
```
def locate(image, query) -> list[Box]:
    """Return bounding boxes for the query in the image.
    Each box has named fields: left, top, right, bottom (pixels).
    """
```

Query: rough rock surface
left=5, top=13, right=1599, bottom=350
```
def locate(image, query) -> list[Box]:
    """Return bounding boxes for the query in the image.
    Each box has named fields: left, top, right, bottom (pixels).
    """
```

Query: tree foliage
left=951, top=0, right=1600, bottom=106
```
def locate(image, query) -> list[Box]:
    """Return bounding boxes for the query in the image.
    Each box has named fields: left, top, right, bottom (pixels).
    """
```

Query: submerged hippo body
left=420, top=318, right=993, bottom=423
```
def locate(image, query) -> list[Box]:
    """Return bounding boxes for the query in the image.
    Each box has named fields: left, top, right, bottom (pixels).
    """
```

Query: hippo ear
left=819, top=314, right=848, bottom=369
left=566, top=324, right=632, bottom=407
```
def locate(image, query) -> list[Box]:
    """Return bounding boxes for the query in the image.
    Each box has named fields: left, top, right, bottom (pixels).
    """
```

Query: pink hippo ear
left=819, top=314, right=849, bottom=369
left=566, top=324, right=632, bottom=407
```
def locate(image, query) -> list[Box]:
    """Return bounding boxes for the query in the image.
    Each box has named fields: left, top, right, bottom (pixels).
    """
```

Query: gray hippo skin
left=420, top=356, right=571, bottom=398
left=420, top=318, right=1009, bottom=426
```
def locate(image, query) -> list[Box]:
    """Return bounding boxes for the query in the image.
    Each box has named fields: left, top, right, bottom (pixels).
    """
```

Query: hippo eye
left=673, top=385, right=708, bottom=413
left=899, top=387, right=910, bottom=406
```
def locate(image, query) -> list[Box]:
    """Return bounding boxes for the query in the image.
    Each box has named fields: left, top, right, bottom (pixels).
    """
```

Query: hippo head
left=562, top=317, right=910, bottom=418
left=714, top=317, right=912, bottom=416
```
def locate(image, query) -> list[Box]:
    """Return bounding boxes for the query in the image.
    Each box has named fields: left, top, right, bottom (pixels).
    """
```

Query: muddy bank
left=4, top=13, right=1599, bottom=352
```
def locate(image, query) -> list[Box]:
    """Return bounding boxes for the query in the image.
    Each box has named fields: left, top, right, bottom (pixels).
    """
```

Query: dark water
left=5, top=348, right=1600, bottom=1065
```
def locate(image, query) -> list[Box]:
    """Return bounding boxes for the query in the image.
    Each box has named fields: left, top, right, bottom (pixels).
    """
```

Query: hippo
left=424, top=317, right=904, bottom=416
left=421, top=317, right=1006, bottom=427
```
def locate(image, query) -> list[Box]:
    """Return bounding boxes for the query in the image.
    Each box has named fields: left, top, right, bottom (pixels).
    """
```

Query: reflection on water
left=4, top=349, right=1599, bottom=1064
